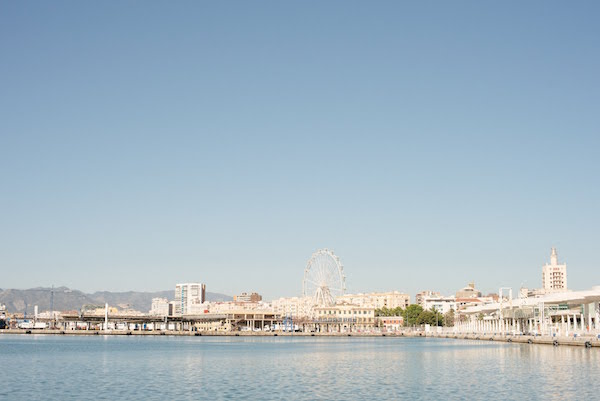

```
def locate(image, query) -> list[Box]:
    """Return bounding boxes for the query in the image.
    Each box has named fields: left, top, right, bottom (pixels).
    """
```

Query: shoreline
left=1, top=329, right=599, bottom=347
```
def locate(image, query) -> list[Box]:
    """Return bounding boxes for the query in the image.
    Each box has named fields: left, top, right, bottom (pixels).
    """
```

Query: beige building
left=416, top=291, right=442, bottom=307
left=192, top=310, right=279, bottom=332
left=193, top=318, right=231, bottom=332
left=337, top=291, right=410, bottom=310
left=313, top=303, right=375, bottom=332
left=542, top=247, right=567, bottom=292
left=455, top=282, right=482, bottom=298
left=271, top=296, right=314, bottom=318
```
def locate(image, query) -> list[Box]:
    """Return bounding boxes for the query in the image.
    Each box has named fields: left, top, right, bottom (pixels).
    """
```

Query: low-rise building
left=455, top=297, right=485, bottom=310
left=206, top=301, right=271, bottom=314
left=519, top=287, right=548, bottom=299
left=313, top=303, right=375, bottom=332
left=377, top=316, right=404, bottom=332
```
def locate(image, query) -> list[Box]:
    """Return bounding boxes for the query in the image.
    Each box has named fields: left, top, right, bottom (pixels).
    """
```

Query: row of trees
left=375, top=305, right=456, bottom=327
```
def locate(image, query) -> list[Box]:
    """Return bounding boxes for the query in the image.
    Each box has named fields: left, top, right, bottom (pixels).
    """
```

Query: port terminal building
left=455, top=286, right=600, bottom=337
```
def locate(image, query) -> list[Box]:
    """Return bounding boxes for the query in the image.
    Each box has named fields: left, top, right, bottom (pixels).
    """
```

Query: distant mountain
left=0, top=287, right=232, bottom=314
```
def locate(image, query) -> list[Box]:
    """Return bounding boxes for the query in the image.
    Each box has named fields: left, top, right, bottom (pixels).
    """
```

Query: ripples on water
left=0, top=335, right=598, bottom=400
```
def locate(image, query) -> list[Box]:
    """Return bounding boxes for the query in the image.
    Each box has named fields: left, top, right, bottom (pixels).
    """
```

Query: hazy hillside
left=0, top=287, right=232, bottom=314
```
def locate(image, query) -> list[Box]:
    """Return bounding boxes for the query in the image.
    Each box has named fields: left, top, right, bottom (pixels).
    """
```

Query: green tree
left=416, top=310, right=434, bottom=325
left=375, top=307, right=391, bottom=317
left=402, top=304, right=424, bottom=327
left=443, top=309, right=455, bottom=327
left=375, top=306, right=405, bottom=318
left=415, top=309, right=444, bottom=326
left=392, top=306, right=404, bottom=316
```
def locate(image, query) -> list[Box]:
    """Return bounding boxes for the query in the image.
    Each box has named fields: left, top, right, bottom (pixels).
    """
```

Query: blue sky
left=1, top=1, right=599, bottom=300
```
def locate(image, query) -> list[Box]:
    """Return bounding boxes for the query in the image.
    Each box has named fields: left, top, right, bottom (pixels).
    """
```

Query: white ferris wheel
left=303, top=249, right=346, bottom=306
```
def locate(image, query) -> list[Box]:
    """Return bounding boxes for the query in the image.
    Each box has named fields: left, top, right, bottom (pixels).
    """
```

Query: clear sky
left=1, top=1, right=599, bottom=300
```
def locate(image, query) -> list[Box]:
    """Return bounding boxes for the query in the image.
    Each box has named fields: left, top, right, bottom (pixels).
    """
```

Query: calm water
left=1, top=335, right=598, bottom=400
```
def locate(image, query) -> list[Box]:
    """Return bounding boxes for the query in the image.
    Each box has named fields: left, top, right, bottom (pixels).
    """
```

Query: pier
left=2, top=327, right=600, bottom=348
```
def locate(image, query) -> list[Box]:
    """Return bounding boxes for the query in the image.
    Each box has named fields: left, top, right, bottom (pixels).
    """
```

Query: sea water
left=0, top=335, right=598, bottom=400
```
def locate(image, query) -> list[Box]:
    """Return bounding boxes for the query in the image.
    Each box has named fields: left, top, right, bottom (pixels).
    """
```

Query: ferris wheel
left=303, top=249, right=346, bottom=306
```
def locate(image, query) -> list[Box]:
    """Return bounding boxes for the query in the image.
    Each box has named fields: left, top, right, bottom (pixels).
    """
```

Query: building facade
left=377, top=316, right=404, bottom=331
left=336, top=291, right=410, bottom=310
left=174, top=283, right=206, bottom=315
left=542, top=247, right=567, bottom=292
left=234, top=292, right=263, bottom=302
left=313, top=303, right=375, bottom=332
left=416, top=291, right=442, bottom=307
left=422, top=296, right=457, bottom=314
left=455, top=282, right=482, bottom=298
left=271, top=296, right=314, bottom=318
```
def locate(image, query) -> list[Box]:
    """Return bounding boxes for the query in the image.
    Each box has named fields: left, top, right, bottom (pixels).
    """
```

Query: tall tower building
left=542, top=248, right=567, bottom=292
left=174, top=283, right=206, bottom=315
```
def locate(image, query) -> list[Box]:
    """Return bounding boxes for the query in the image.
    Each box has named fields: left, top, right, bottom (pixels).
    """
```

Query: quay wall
left=2, top=329, right=600, bottom=347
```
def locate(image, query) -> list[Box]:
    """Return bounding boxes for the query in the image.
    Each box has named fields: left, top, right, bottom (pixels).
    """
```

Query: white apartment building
left=542, top=247, right=567, bottom=292
left=150, top=298, right=169, bottom=316
left=422, top=296, right=457, bottom=314
left=174, top=283, right=206, bottom=315
left=336, top=291, right=410, bottom=310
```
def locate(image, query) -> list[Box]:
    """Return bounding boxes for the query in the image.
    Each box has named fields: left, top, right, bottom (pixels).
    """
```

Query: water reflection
left=0, top=335, right=598, bottom=400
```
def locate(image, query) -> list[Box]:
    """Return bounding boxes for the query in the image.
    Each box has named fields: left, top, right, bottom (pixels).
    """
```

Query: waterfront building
left=174, top=283, right=206, bottom=315
left=416, top=291, right=441, bottom=307
left=85, top=305, right=119, bottom=316
left=456, top=286, right=600, bottom=337
left=518, top=287, right=547, bottom=299
left=542, top=247, right=568, bottom=292
left=206, top=301, right=270, bottom=314
left=117, top=305, right=144, bottom=316
left=271, top=296, right=314, bottom=318
left=313, top=303, right=375, bottom=332
left=150, top=298, right=169, bottom=316
left=422, top=296, right=457, bottom=314
left=233, top=292, right=263, bottom=303
left=58, top=309, right=281, bottom=333
left=454, top=297, right=485, bottom=310
left=455, top=282, right=482, bottom=298
left=193, top=317, right=231, bottom=332
left=336, top=291, right=410, bottom=310
left=377, top=316, right=404, bottom=332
